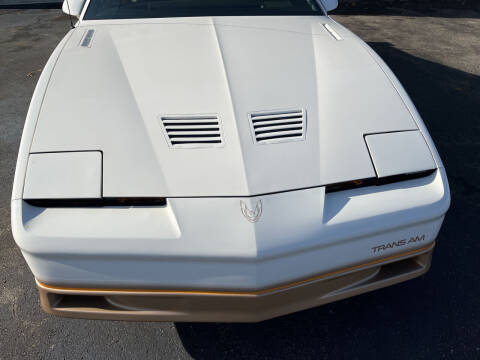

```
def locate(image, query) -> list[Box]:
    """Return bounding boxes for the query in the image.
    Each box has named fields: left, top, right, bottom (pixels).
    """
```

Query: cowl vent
left=249, top=109, right=306, bottom=144
left=80, top=29, right=95, bottom=47
left=160, top=115, right=223, bottom=148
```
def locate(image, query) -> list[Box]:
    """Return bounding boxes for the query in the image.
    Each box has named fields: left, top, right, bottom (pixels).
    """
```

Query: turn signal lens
left=325, top=169, right=435, bottom=193
left=24, top=197, right=167, bottom=207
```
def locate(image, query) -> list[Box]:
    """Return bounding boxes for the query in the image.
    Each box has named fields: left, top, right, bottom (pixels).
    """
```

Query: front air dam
left=36, top=243, right=434, bottom=322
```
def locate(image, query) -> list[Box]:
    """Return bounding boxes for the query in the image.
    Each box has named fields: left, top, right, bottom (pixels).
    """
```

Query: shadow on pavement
left=175, top=43, right=480, bottom=359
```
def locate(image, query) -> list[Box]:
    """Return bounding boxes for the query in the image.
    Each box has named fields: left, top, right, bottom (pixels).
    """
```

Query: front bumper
left=37, top=244, right=433, bottom=322
left=12, top=168, right=449, bottom=321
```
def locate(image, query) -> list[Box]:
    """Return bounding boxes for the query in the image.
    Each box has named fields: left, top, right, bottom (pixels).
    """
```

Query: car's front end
left=11, top=0, right=450, bottom=322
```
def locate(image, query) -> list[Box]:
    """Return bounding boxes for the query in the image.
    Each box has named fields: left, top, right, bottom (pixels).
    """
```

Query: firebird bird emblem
left=240, top=200, right=262, bottom=223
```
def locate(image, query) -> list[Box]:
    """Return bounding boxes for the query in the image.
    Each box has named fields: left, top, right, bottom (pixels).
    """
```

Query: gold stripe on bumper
left=36, top=243, right=435, bottom=322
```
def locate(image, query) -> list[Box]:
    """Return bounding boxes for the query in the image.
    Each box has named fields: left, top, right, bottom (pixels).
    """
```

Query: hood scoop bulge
left=159, top=114, right=224, bottom=148
left=249, top=109, right=306, bottom=144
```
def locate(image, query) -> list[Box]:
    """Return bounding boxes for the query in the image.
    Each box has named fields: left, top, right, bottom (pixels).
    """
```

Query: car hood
left=31, top=16, right=418, bottom=197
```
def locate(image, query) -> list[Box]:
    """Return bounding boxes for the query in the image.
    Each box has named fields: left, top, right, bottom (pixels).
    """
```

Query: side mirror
left=322, top=0, right=338, bottom=12
left=62, top=0, right=84, bottom=17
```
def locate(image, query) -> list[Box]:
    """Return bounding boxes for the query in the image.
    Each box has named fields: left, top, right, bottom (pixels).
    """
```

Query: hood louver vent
left=160, top=115, right=224, bottom=148
left=249, top=109, right=306, bottom=144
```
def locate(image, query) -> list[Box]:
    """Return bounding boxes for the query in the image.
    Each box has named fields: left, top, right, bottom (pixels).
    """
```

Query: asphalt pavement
left=0, top=8, right=479, bottom=360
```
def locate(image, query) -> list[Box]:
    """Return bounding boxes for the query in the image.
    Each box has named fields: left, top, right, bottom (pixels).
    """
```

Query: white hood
left=30, top=16, right=418, bottom=197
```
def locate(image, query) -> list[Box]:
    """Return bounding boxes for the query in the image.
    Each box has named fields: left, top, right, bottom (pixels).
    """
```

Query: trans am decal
left=371, top=234, right=426, bottom=254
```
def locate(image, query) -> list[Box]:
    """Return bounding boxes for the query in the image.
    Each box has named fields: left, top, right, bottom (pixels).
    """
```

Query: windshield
left=83, top=0, right=323, bottom=20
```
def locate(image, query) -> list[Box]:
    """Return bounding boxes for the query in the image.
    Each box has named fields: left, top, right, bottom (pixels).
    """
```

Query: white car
left=11, top=0, right=450, bottom=322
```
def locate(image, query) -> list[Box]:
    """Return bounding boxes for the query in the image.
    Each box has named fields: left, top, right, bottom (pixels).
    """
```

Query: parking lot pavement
left=1, top=8, right=479, bottom=360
